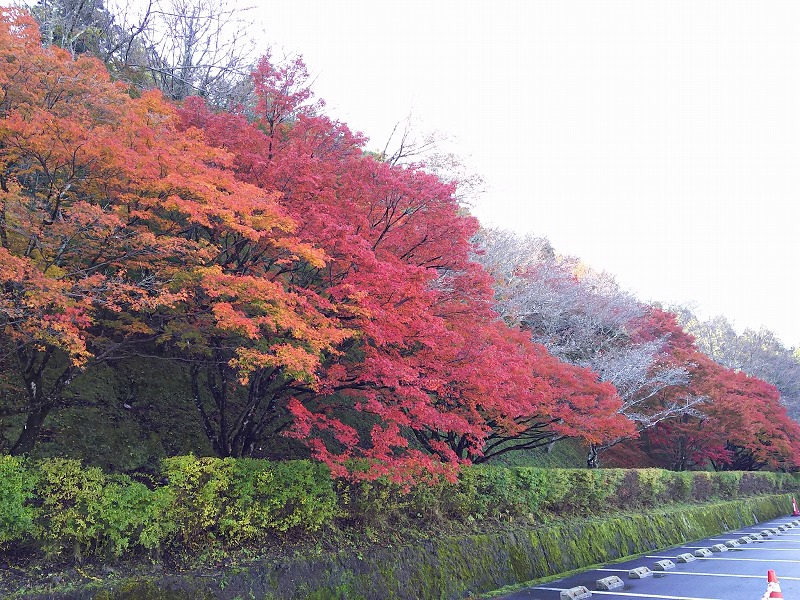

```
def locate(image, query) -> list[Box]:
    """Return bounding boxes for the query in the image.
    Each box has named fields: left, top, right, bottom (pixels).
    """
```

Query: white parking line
left=597, top=569, right=800, bottom=580
left=647, top=555, right=800, bottom=563
left=533, top=588, right=722, bottom=600
left=593, top=593, right=724, bottom=600
left=708, top=536, right=800, bottom=544
left=683, top=546, right=800, bottom=550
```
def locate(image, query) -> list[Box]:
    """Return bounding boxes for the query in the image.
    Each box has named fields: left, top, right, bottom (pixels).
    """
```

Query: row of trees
left=476, top=230, right=800, bottom=470
left=678, top=311, right=800, bottom=422
left=1, top=7, right=798, bottom=479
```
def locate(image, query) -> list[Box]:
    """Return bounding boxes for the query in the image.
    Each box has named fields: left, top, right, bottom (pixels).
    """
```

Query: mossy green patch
left=51, top=494, right=787, bottom=600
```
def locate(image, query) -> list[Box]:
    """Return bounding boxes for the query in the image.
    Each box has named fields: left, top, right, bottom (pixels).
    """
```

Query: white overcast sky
left=126, top=1, right=800, bottom=346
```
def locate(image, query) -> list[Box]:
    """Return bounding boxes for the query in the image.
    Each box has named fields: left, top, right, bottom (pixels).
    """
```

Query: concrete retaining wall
left=29, top=494, right=795, bottom=600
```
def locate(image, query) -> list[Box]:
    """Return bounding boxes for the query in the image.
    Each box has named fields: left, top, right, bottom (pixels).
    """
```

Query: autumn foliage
left=608, top=308, right=800, bottom=471
left=1, top=9, right=798, bottom=478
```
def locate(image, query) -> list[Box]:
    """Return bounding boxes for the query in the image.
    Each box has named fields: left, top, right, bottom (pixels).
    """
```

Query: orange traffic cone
left=763, top=570, right=783, bottom=599
left=792, top=497, right=800, bottom=517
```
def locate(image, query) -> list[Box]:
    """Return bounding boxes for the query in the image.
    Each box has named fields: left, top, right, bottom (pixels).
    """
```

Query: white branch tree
left=141, top=0, right=257, bottom=105
left=677, top=308, right=800, bottom=421
left=475, top=228, right=704, bottom=465
left=27, top=0, right=259, bottom=107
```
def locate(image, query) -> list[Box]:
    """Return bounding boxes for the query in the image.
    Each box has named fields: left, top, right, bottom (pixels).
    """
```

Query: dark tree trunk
left=587, top=444, right=599, bottom=468
left=10, top=402, right=52, bottom=455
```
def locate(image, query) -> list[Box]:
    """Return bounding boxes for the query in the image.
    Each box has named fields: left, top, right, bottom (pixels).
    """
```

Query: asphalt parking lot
left=494, top=515, right=800, bottom=599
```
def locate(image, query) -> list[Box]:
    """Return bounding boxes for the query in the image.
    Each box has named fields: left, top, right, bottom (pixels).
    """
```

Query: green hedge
left=0, top=454, right=36, bottom=547
left=339, top=466, right=800, bottom=528
left=1, top=454, right=799, bottom=562
left=161, top=456, right=336, bottom=551
left=0, top=455, right=336, bottom=561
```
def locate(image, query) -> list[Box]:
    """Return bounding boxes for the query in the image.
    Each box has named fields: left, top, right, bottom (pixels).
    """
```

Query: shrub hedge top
left=1, top=454, right=798, bottom=561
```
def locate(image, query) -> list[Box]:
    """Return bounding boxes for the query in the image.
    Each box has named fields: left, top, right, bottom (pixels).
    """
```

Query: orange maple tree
left=0, top=10, right=349, bottom=455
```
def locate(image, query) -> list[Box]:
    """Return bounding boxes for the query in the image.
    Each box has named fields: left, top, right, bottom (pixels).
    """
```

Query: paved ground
left=493, top=515, right=800, bottom=599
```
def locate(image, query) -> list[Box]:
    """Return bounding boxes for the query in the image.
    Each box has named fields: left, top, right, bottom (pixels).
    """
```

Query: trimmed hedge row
left=2, top=454, right=799, bottom=562
left=0, top=456, right=336, bottom=561
left=346, top=466, right=800, bottom=530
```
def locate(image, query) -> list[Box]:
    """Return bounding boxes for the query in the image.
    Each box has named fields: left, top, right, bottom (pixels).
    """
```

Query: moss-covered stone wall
left=23, top=493, right=794, bottom=600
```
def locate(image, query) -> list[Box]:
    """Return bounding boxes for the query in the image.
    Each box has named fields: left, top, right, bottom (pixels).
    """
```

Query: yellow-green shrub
left=161, top=456, right=336, bottom=549
left=717, top=471, right=743, bottom=499
left=33, top=458, right=164, bottom=560
left=3, top=454, right=799, bottom=564
left=0, top=455, right=36, bottom=549
left=450, top=466, right=551, bottom=520
left=663, top=470, right=694, bottom=502
left=35, top=458, right=107, bottom=559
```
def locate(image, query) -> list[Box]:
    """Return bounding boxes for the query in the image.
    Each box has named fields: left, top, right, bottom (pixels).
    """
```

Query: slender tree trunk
left=0, top=173, right=9, bottom=249
left=587, top=444, right=599, bottom=468
left=8, top=346, right=76, bottom=455
left=10, top=403, right=53, bottom=455
left=190, top=364, right=225, bottom=456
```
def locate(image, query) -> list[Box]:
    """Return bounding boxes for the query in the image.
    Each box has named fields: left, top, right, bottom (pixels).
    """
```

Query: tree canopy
left=2, top=6, right=799, bottom=479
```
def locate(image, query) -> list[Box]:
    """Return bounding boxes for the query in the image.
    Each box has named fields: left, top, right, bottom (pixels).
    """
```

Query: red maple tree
left=174, top=54, right=634, bottom=479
